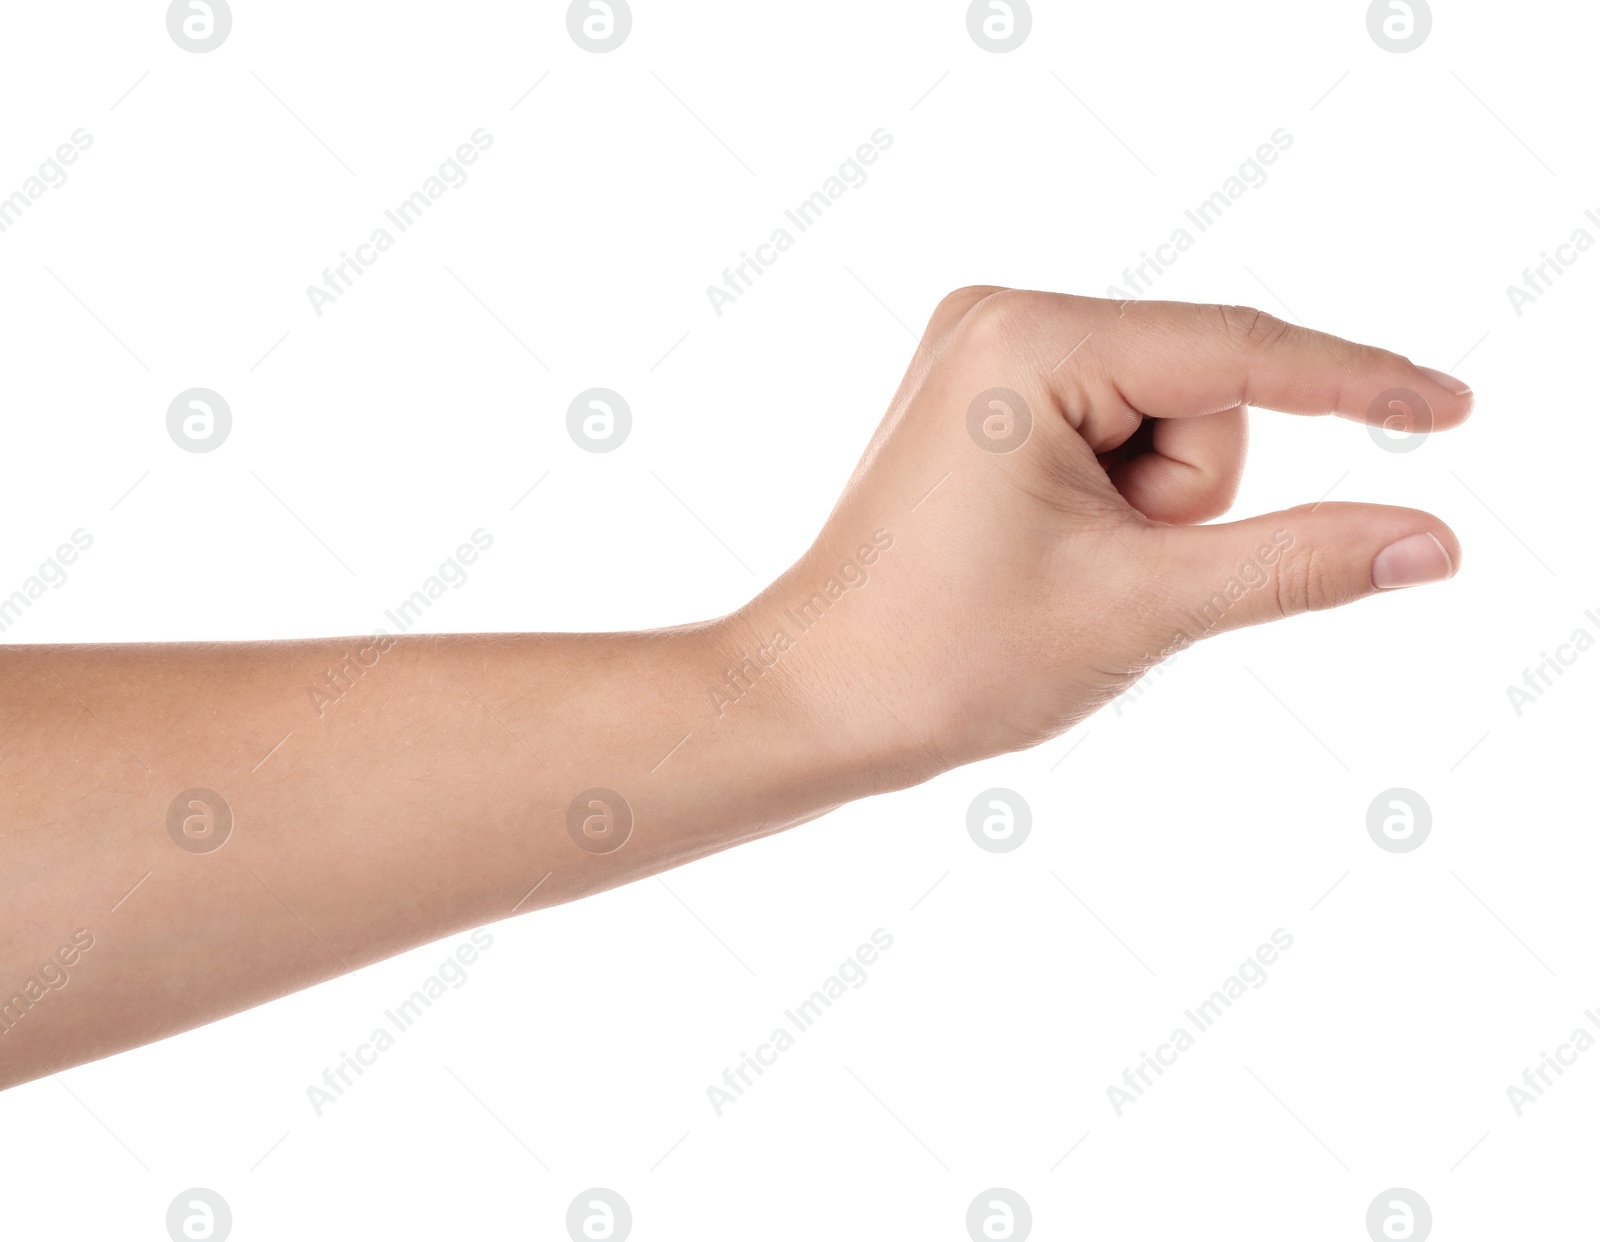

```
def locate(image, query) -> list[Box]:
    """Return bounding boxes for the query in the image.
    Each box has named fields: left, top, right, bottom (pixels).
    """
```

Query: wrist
left=706, top=570, right=939, bottom=804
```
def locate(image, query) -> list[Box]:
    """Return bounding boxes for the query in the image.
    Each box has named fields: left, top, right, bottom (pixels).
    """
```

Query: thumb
left=1151, top=502, right=1460, bottom=639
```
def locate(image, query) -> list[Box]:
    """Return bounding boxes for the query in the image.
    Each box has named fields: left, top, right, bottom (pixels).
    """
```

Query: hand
left=731, top=289, right=1472, bottom=784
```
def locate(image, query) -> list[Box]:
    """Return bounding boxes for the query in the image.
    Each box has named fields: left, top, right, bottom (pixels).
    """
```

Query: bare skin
left=0, top=290, right=1471, bottom=1090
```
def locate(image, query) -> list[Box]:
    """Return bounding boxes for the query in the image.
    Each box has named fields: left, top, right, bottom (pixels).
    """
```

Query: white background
left=0, top=1, right=1594, bottom=1238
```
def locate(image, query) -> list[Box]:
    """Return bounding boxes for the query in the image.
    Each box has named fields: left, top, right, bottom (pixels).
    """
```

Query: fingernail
left=1418, top=366, right=1472, bottom=397
left=1372, top=533, right=1455, bottom=590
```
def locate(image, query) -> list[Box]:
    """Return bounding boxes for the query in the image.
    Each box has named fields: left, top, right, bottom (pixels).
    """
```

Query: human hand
left=731, top=289, right=1472, bottom=784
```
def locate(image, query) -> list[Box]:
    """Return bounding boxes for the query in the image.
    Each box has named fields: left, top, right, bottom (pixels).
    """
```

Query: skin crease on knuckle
left=1274, top=542, right=1343, bottom=619
left=1219, top=303, right=1292, bottom=352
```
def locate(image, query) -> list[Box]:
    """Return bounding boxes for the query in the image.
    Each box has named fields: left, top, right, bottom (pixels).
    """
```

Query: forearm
left=0, top=616, right=880, bottom=1089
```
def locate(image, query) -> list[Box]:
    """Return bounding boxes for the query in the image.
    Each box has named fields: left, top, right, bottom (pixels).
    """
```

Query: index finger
left=1029, top=294, right=1474, bottom=448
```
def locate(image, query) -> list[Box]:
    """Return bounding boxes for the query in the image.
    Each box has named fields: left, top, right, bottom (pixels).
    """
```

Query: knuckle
left=953, top=289, right=1022, bottom=351
left=1186, top=490, right=1234, bottom=525
left=987, top=287, right=1058, bottom=323
left=1271, top=550, right=1307, bottom=618
left=941, top=284, right=1008, bottom=309
left=953, top=288, right=1054, bottom=353
left=1272, top=545, right=1347, bottom=618
left=1218, top=303, right=1292, bottom=351
left=927, top=285, right=1008, bottom=337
